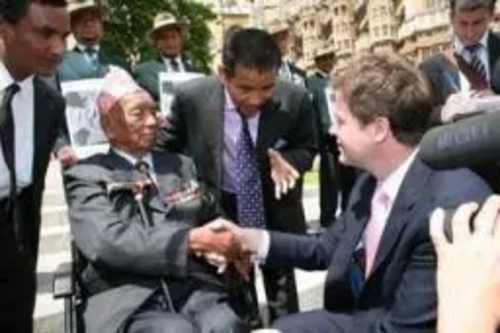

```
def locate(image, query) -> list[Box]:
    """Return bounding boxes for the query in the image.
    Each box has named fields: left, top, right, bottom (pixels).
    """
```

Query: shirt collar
left=376, top=149, right=418, bottom=205
left=76, top=43, right=100, bottom=53
left=316, top=70, right=329, bottom=78
left=163, top=55, right=182, bottom=63
left=454, top=31, right=489, bottom=54
left=224, top=88, right=237, bottom=111
left=0, top=60, right=34, bottom=94
left=113, top=148, right=154, bottom=170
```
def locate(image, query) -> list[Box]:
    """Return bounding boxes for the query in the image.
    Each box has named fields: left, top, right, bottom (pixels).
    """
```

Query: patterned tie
left=465, top=44, right=487, bottom=82
left=0, top=83, right=20, bottom=209
left=235, top=115, right=266, bottom=228
left=365, top=188, right=391, bottom=276
left=170, top=58, right=180, bottom=72
left=84, top=47, right=99, bottom=71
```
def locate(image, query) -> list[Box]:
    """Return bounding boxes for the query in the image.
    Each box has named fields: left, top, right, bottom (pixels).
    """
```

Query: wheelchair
left=53, top=241, right=86, bottom=333
left=52, top=241, right=261, bottom=333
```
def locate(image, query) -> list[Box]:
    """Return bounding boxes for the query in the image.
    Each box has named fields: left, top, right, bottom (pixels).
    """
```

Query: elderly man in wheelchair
left=55, top=67, right=251, bottom=333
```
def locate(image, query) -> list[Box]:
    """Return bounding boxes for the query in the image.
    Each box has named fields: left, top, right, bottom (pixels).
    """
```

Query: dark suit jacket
left=307, top=71, right=331, bottom=137
left=158, top=76, right=317, bottom=233
left=64, top=150, right=234, bottom=333
left=57, top=47, right=130, bottom=83
left=0, top=77, right=65, bottom=323
left=134, top=56, right=199, bottom=101
left=420, top=31, right=500, bottom=109
left=265, top=157, right=491, bottom=332
left=283, top=61, right=307, bottom=88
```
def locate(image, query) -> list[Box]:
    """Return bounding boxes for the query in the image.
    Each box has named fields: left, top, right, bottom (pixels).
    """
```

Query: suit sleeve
left=280, top=91, right=318, bottom=174
left=65, top=165, right=191, bottom=278
left=264, top=213, right=345, bottom=270
left=419, top=60, right=447, bottom=125
left=156, top=88, right=189, bottom=153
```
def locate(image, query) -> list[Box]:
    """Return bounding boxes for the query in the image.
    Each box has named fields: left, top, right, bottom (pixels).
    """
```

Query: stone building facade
left=255, top=0, right=500, bottom=70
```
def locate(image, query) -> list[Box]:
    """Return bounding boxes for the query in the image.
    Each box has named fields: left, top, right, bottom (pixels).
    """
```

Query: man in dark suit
left=215, top=50, right=492, bottom=332
left=267, top=20, right=307, bottom=87
left=65, top=67, right=249, bottom=333
left=420, top=0, right=500, bottom=192
left=307, top=46, right=356, bottom=228
left=135, top=12, right=200, bottom=101
left=420, top=0, right=500, bottom=112
left=157, top=28, right=317, bottom=327
left=0, top=0, right=68, bottom=331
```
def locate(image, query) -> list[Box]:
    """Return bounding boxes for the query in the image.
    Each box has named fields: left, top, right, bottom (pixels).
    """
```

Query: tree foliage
left=104, top=0, right=216, bottom=72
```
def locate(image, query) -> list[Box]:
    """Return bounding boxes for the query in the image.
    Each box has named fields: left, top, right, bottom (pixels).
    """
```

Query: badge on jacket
left=162, top=179, right=202, bottom=205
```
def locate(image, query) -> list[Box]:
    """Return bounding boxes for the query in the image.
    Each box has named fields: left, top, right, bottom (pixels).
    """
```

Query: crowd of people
left=2, top=0, right=500, bottom=332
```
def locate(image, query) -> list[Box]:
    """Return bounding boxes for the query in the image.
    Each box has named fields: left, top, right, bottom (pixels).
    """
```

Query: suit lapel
left=150, top=152, right=181, bottom=214
left=32, top=78, right=51, bottom=181
left=440, top=51, right=461, bottom=93
left=329, top=176, right=376, bottom=272
left=205, top=82, right=225, bottom=188
left=487, top=32, right=500, bottom=75
left=256, top=97, right=290, bottom=152
left=370, top=158, right=432, bottom=276
left=104, top=151, right=170, bottom=214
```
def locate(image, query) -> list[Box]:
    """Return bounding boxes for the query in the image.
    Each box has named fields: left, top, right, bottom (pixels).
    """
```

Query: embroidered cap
left=97, top=66, right=153, bottom=114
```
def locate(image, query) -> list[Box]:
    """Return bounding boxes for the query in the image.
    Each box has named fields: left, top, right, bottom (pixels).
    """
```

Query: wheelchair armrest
left=53, top=262, right=74, bottom=299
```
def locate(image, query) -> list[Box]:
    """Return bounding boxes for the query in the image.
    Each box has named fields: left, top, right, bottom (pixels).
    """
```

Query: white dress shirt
left=0, top=61, right=35, bottom=199
left=163, top=56, right=186, bottom=73
left=255, top=149, right=418, bottom=262
left=454, top=32, right=490, bottom=93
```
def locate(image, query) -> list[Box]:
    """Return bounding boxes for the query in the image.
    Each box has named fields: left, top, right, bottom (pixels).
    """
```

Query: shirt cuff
left=256, top=230, right=271, bottom=264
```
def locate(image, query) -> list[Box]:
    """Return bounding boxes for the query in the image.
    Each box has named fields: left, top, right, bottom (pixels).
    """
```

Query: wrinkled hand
left=430, top=195, right=500, bottom=331
left=205, top=220, right=266, bottom=280
left=268, top=149, right=299, bottom=200
left=189, top=218, right=242, bottom=263
left=57, top=146, right=78, bottom=168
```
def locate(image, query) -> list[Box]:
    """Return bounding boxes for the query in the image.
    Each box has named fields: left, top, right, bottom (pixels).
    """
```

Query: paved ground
left=34, top=162, right=327, bottom=333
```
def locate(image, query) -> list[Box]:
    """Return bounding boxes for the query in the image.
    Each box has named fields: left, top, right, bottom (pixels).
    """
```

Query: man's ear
left=372, top=116, right=391, bottom=143
left=218, top=65, right=227, bottom=85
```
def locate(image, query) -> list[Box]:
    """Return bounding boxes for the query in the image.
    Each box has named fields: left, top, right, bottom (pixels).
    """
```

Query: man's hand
left=57, top=146, right=78, bottom=168
left=189, top=219, right=241, bottom=261
left=205, top=220, right=266, bottom=280
left=268, top=149, right=299, bottom=200
left=430, top=195, right=500, bottom=332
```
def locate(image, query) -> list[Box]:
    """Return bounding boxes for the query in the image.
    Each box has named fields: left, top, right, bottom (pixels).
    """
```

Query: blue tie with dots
left=235, top=115, right=266, bottom=228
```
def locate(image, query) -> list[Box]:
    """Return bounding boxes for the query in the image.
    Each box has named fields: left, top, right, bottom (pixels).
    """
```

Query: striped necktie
left=465, top=44, right=487, bottom=82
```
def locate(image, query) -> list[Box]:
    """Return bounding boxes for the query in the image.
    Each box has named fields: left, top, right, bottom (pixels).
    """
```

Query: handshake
left=188, top=218, right=266, bottom=279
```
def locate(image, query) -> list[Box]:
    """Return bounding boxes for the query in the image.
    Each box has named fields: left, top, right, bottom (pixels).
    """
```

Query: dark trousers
left=273, top=309, right=350, bottom=332
left=320, top=136, right=358, bottom=227
left=126, top=286, right=249, bottom=333
left=318, top=135, right=338, bottom=228
left=220, top=192, right=299, bottom=328
left=0, top=201, right=36, bottom=333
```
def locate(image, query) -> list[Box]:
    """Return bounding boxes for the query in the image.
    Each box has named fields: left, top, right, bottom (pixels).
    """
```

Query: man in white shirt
left=214, top=51, right=492, bottom=332
left=0, top=0, right=68, bottom=331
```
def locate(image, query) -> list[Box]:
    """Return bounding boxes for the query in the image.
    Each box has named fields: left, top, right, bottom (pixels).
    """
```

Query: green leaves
left=103, top=0, right=215, bottom=73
